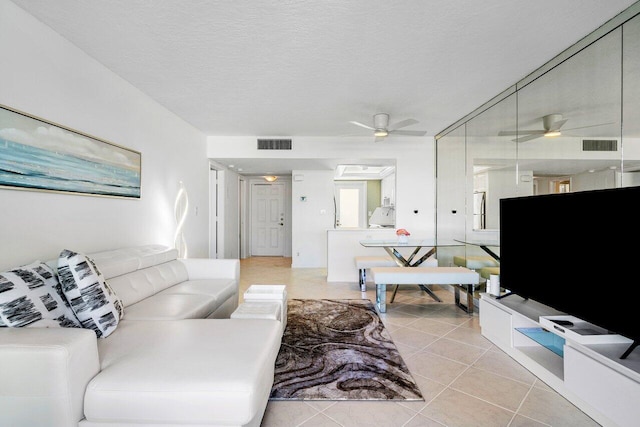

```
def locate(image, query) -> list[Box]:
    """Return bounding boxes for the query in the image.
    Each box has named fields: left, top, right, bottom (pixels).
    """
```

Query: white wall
left=291, top=170, right=335, bottom=268
left=207, top=136, right=436, bottom=268
left=221, top=169, right=240, bottom=259
left=0, top=1, right=210, bottom=269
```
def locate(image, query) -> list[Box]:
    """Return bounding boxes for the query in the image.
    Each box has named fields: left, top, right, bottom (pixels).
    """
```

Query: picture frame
left=0, top=104, right=141, bottom=198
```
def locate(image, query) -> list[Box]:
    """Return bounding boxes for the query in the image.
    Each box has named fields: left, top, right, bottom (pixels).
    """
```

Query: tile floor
left=239, top=257, right=600, bottom=427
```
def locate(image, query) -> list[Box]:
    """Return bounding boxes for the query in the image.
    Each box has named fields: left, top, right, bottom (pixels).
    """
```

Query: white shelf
left=480, top=293, right=640, bottom=427
left=540, top=315, right=632, bottom=345
left=518, top=344, right=564, bottom=380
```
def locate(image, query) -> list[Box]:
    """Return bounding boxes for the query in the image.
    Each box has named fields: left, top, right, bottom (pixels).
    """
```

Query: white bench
left=453, top=255, right=499, bottom=270
left=370, top=266, right=479, bottom=314
left=355, top=255, right=438, bottom=292
left=354, top=256, right=398, bottom=291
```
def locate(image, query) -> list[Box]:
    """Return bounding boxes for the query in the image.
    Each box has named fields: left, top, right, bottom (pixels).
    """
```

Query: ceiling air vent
left=257, top=139, right=292, bottom=150
left=582, top=139, right=617, bottom=152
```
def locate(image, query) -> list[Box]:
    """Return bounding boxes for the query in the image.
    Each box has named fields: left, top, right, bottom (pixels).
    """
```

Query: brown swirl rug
left=269, top=299, right=423, bottom=401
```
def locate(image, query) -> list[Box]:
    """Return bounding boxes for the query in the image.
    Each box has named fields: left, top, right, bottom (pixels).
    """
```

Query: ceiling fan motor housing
left=543, top=113, right=564, bottom=130
left=373, top=113, right=390, bottom=129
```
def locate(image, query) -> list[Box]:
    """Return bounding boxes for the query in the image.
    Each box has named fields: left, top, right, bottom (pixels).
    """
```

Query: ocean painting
left=0, top=105, right=140, bottom=198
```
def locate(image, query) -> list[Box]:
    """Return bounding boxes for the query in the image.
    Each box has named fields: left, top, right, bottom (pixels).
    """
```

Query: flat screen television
left=499, top=185, right=640, bottom=359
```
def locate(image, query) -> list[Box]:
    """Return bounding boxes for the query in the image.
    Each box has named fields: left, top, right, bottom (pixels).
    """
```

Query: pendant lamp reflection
left=174, top=181, right=189, bottom=258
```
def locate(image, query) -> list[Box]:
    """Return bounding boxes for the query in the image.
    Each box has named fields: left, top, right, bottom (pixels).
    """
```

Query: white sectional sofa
left=0, top=245, right=283, bottom=427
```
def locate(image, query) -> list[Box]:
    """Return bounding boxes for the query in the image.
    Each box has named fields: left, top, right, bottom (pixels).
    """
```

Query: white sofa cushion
left=105, top=260, right=189, bottom=308
left=85, top=319, right=282, bottom=426
left=0, top=261, right=81, bottom=328
left=158, top=278, right=237, bottom=303
left=123, top=293, right=218, bottom=320
left=0, top=327, right=100, bottom=427
left=88, top=245, right=179, bottom=280
left=58, top=250, right=124, bottom=338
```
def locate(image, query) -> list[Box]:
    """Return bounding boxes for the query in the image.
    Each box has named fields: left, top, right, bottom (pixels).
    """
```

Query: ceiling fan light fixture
left=374, top=129, right=388, bottom=137
left=544, top=130, right=561, bottom=137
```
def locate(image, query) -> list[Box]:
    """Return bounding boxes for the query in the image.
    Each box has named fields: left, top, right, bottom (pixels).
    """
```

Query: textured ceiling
left=9, top=0, right=637, bottom=141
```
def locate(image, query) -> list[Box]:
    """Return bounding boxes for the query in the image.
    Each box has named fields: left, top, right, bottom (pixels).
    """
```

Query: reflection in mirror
left=467, top=93, right=518, bottom=231
left=516, top=27, right=622, bottom=194
left=435, top=6, right=640, bottom=304
left=436, top=124, right=466, bottom=268
left=623, top=14, right=640, bottom=183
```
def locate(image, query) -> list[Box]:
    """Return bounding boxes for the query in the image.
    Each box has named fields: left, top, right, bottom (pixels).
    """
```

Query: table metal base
left=454, top=284, right=475, bottom=314
left=377, top=283, right=443, bottom=313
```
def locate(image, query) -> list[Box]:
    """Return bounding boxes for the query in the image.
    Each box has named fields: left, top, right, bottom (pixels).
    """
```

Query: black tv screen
left=500, top=185, right=640, bottom=348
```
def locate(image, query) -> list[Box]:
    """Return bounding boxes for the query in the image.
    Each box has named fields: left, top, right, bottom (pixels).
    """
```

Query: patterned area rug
left=269, top=299, right=424, bottom=401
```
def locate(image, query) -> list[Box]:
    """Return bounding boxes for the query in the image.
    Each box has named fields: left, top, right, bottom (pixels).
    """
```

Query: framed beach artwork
left=0, top=104, right=141, bottom=198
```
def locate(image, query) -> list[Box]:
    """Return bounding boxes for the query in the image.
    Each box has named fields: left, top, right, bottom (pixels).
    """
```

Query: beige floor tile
left=517, top=387, right=601, bottom=427
left=261, top=401, right=321, bottom=427
left=299, top=412, right=344, bottom=427
left=379, top=310, right=421, bottom=328
left=400, top=374, right=446, bottom=408
left=472, top=347, right=538, bottom=386
left=421, top=337, right=487, bottom=366
left=420, top=387, right=516, bottom=427
left=404, top=317, right=457, bottom=337
left=508, top=414, right=551, bottom=426
left=443, top=324, right=493, bottom=349
left=239, top=257, right=601, bottom=427
left=449, top=366, right=531, bottom=411
left=389, top=326, right=440, bottom=350
left=403, top=413, right=448, bottom=426
left=321, top=401, right=417, bottom=427
left=404, top=350, right=469, bottom=385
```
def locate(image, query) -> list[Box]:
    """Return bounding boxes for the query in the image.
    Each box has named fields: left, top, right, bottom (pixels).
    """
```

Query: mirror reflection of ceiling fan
left=499, top=113, right=614, bottom=143
left=349, top=113, right=427, bottom=142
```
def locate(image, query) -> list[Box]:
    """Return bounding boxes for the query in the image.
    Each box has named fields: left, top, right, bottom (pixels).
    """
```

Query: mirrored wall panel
left=436, top=7, right=640, bottom=252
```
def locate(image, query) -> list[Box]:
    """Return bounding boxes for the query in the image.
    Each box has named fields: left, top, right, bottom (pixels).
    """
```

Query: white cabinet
left=565, top=345, right=640, bottom=427
left=480, top=294, right=640, bottom=427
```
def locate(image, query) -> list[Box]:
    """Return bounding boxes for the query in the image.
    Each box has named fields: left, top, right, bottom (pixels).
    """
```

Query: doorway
left=334, top=181, right=367, bottom=228
left=250, top=182, right=285, bottom=256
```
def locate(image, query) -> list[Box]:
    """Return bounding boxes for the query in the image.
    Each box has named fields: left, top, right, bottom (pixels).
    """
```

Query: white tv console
left=479, top=293, right=640, bottom=427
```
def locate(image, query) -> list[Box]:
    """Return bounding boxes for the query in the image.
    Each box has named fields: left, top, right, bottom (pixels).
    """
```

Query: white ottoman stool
left=243, top=284, right=288, bottom=331
left=231, top=302, right=281, bottom=320
left=231, top=302, right=283, bottom=334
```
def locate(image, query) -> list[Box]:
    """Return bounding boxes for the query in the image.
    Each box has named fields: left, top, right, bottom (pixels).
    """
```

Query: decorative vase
left=398, top=235, right=409, bottom=244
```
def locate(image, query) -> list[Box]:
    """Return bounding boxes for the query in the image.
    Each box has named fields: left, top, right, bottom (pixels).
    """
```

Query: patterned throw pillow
left=58, top=249, right=124, bottom=338
left=0, top=261, right=81, bottom=328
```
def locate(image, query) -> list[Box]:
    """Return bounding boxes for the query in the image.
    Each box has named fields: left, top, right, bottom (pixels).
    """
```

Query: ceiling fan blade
left=389, top=118, right=419, bottom=130
left=349, top=121, right=375, bottom=130
left=562, top=121, right=617, bottom=132
left=547, top=118, right=568, bottom=131
left=389, top=129, right=427, bottom=136
left=499, top=130, right=545, bottom=136
left=513, top=133, right=544, bottom=143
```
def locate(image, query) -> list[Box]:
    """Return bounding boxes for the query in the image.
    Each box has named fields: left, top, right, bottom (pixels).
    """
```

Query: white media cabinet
left=479, top=293, right=640, bottom=427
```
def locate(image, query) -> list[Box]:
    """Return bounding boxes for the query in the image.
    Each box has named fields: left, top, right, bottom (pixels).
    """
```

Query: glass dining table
left=359, top=238, right=463, bottom=303
left=453, top=238, right=500, bottom=262
left=359, top=238, right=462, bottom=267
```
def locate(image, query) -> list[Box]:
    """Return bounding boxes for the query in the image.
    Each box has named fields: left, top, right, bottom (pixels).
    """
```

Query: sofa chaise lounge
left=0, top=244, right=283, bottom=427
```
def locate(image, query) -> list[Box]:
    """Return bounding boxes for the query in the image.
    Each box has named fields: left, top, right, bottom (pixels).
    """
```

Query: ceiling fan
left=349, top=113, right=427, bottom=142
left=499, top=113, right=614, bottom=143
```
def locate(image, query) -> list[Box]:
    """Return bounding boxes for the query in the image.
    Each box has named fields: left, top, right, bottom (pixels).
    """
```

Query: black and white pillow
left=0, top=261, right=81, bottom=328
left=58, top=249, right=124, bottom=338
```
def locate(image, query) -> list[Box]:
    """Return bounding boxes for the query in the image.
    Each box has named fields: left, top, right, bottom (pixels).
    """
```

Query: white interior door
left=251, top=183, right=285, bottom=256
left=335, top=181, right=367, bottom=228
